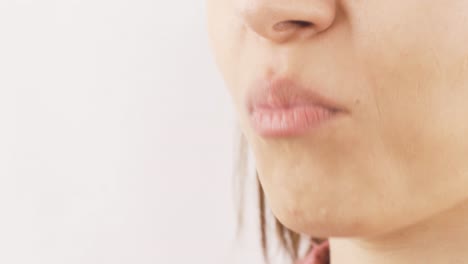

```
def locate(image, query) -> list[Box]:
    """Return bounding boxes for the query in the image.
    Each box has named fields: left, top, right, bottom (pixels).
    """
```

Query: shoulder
left=296, top=240, right=330, bottom=264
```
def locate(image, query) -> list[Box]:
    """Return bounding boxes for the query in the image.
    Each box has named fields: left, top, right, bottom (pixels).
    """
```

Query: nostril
left=272, top=20, right=313, bottom=32
left=292, top=20, right=313, bottom=27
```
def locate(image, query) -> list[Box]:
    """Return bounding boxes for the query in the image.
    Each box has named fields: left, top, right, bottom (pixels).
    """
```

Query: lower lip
left=249, top=105, right=339, bottom=137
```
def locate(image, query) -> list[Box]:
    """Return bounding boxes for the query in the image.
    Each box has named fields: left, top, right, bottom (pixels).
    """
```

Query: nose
left=237, top=0, right=337, bottom=44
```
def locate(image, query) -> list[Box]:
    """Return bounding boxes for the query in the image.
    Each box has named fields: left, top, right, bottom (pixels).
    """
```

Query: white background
left=0, top=1, right=265, bottom=263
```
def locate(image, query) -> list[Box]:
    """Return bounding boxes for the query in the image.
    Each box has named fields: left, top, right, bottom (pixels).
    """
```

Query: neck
left=329, top=200, right=468, bottom=264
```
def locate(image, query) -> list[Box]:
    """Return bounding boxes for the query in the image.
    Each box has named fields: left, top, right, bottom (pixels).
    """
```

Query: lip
left=246, top=76, right=347, bottom=137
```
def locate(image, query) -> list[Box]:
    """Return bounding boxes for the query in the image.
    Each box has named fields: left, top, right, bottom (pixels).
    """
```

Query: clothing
left=298, top=240, right=330, bottom=264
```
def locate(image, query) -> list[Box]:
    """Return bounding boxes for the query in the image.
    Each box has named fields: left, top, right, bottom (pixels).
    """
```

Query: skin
left=206, top=0, right=468, bottom=263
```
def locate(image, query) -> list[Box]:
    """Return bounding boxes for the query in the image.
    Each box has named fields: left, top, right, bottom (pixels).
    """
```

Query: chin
left=264, top=190, right=383, bottom=238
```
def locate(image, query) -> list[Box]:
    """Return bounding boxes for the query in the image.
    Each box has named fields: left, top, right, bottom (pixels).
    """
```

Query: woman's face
left=206, top=0, right=468, bottom=237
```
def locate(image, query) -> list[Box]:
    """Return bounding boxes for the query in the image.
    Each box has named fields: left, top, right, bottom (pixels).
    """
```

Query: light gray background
left=0, top=1, right=267, bottom=263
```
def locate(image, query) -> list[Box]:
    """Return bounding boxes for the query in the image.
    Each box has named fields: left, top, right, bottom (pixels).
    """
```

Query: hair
left=234, top=129, right=327, bottom=264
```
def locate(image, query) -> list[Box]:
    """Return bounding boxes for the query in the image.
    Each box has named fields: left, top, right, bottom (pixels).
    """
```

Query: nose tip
left=238, top=0, right=337, bottom=43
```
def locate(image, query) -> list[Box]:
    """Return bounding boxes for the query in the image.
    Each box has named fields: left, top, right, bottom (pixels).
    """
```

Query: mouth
left=246, top=76, right=348, bottom=137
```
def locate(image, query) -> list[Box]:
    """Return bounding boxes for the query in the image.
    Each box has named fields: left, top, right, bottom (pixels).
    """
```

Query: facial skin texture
left=206, top=1, right=468, bottom=263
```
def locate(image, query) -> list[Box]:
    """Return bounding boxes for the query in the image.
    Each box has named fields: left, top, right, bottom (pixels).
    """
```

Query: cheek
left=206, top=13, right=274, bottom=127
left=206, top=3, right=248, bottom=110
left=352, top=5, right=468, bottom=196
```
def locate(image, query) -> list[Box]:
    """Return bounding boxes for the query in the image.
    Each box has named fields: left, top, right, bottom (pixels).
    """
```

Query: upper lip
left=246, top=75, right=348, bottom=113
